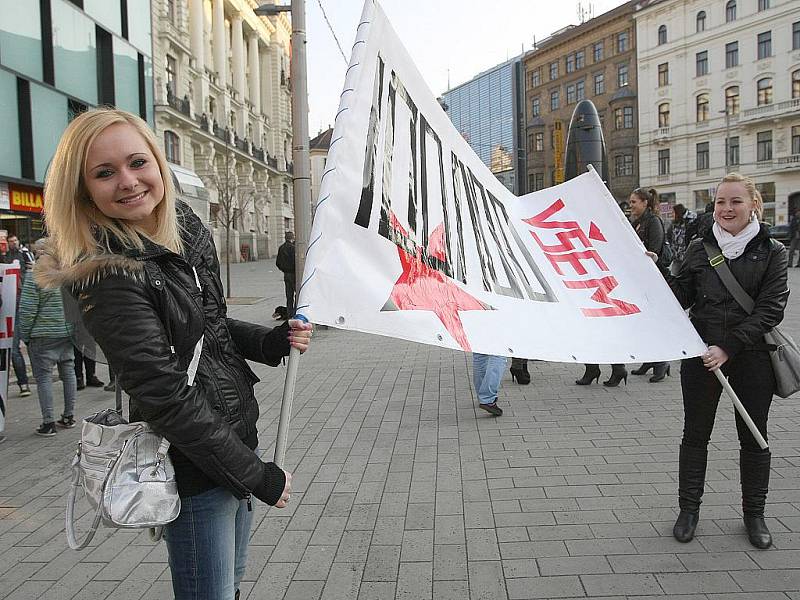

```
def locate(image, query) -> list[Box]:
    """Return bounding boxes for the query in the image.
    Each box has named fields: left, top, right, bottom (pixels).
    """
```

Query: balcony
left=166, top=91, right=191, bottom=118
left=740, top=98, right=800, bottom=124
left=777, top=154, right=800, bottom=171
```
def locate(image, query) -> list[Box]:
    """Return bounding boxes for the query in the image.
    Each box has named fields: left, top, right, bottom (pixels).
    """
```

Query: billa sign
left=8, top=183, right=44, bottom=214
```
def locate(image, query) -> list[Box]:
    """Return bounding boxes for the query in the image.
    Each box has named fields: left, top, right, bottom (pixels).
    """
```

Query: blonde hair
left=44, top=108, right=182, bottom=269
left=718, top=172, right=763, bottom=219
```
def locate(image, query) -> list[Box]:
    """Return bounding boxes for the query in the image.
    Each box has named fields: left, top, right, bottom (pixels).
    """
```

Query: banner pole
left=713, top=368, right=768, bottom=450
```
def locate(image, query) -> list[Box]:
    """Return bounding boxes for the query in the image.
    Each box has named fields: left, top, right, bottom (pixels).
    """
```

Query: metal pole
left=274, top=0, right=311, bottom=467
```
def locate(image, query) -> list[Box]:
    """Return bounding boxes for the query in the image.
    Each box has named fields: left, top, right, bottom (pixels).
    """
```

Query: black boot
left=673, top=443, right=708, bottom=543
left=649, top=362, right=671, bottom=383
left=575, top=364, right=601, bottom=385
left=741, top=449, right=772, bottom=549
left=631, top=362, right=653, bottom=375
left=510, top=358, right=530, bottom=385
left=603, top=364, right=628, bottom=387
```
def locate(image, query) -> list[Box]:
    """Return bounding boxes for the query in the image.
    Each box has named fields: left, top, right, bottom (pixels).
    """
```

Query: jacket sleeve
left=16, top=277, right=39, bottom=343
left=79, top=275, right=285, bottom=504
left=666, top=243, right=697, bottom=310
left=227, top=318, right=290, bottom=366
left=646, top=215, right=666, bottom=255
left=719, top=243, right=789, bottom=358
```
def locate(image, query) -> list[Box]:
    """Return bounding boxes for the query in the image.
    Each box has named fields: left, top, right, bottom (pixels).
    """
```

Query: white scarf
left=712, top=218, right=761, bottom=259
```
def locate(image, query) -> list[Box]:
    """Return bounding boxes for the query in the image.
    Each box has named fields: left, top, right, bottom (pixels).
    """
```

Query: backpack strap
left=702, top=241, right=755, bottom=314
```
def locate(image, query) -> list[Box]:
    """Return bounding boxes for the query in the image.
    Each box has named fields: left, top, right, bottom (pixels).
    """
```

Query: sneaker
left=56, top=415, right=76, bottom=429
left=19, top=384, right=31, bottom=397
left=479, top=402, right=503, bottom=416
left=86, top=376, right=105, bottom=387
left=35, top=422, right=57, bottom=437
left=103, top=381, right=116, bottom=392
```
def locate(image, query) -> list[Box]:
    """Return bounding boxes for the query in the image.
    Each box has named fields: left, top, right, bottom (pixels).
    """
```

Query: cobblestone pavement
left=1, top=260, right=799, bottom=600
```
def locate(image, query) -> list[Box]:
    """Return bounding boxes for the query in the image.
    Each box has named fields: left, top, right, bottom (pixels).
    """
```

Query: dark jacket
left=631, top=208, right=665, bottom=255
left=276, top=241, right=295, bottom=281
left=668, top=224, right=788, bottom=359
left=35, top=204, right=289, bottom=504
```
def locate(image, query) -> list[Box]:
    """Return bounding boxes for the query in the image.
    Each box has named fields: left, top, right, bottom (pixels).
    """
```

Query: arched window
left=696, top=93, right=709, bottom=122
left=793, top=70, right=800, bottom=99
left=658, top=103, right=670, bottom=128
left=725, top=86, right=740, bottom=116
left=726, top=0, right=736, bottom=22
left=696, top=11, right=706, bottom=32
left=657, top=25, right=667, bottom=45
left=757, top=78, right=773, bottom=106
left=164, top=131, right=180, bottom=164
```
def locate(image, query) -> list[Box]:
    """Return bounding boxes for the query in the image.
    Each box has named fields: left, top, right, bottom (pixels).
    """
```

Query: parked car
left=769, top=223, right=790, bottom=245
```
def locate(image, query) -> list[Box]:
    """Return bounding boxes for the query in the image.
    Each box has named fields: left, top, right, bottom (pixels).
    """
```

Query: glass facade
left=52, top=0, right=98, bottom=105
left=0, top=69, right=21, bottom=178
left=0, top=0, right=42, bottom=80
left=114, top=37, right=141, bottom=115
left=127, top=0, right=153, bottom=54
left=442, top=59, right=521, bottom=194
left=84, top=0, right=122, bottom=36
left=31, top=82, right=69, bottom=181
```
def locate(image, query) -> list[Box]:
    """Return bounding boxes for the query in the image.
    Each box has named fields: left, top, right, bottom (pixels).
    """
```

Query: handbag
left=703, top=241, right=800, bottom=398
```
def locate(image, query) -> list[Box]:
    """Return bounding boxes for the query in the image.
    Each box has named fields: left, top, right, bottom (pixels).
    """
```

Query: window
left=114, top=37, right=140, bottom=115
left=696, top=142, right=709, bottom=171
left=617, top=63, right=629, bottom=88
left=164, top=131, right=180, bottom=164
left=535, top=132, right=544, bottom=151
left=757, top=78, right=773, bottom=105
left=615, top=154, right=634, bottom=176
left=576, top=79, right=585, bottom=101
left=727, top=136, right=740, bottom=166
left=658, top=62, right=669, bottom=86
left=726, top=0, right=736, bottom=22
left=758, top=0, right=769, bottom=10
left=617, top=31, right=629, bottom=53
left=757, top=131, right=772, bottom=162
left=167, top=0, right=177, bottom=23
left=550, top=89, right=559, bottom=110
left=550, top=62, right=558, bottom=80
left=614, top=106, right=633, bottom=129
left=658, top=149, right=670, bottom=175
left=527, top=174, right=535, bottom=191
left=696, top=93, right=709, bottom=122
left=725, top=42, right=738, bottom=68
left=594, top=73, right=604, bottom=95
left=794, top=21, right=800, bottom=50
left=696, top=51, right=708, bottom=76
left=535, top=173, right=544, bottom=191
left=566, top=54, right=575, bottom=74
left=51, top=0, right=98, bottom=104
left=0, top=0, right=43, bottom=80
left=757, top=31, right=771, bottom=59
left=566, top=84, right=576, bottom=104
left=794, top=70, right=800, bottom=99
left=531, top=68, right=541, bottom=87
left=593, top=42, right=603, bottom=62
left=725, top=86, right=740, bottom=116
left=658, top=25, right=667, bottom=45
left=658, top=103, right=670, bottom=127
left=696, top=11, right=706, bottom=32
left=532, top=97, right=540, bottom=117
left=792, top=126, right=800, bottom=156
left=576, top=50, right=585, bottom=70
left=166, top=54, right=177, bottom=96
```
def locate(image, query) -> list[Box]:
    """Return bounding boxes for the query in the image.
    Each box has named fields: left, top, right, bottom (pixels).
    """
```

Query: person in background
left=509, top=357, right=530, bottom=385
left=276, top=231, right=296, bottom=317
left=473, top=353, right=505, bottom=416
left=666, top=204, right=696, bottom=276
left=2, top=235, right=34, bottom=397
left=17, top=239, right=77, bottom=437
left=73, top=348, right=104, bottom=390
left=786, top=207, right=800, bottom=267
left=664, top=172, right=787, bottom=549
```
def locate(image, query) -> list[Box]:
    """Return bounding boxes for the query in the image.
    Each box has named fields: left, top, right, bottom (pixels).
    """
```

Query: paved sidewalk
left=0, top=259, right=798, bottom=599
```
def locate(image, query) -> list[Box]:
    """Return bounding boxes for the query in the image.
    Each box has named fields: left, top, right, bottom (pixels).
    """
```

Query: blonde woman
left=36, top=108, right=312, bottom=599
left=665, top=173, right=787, bottom=549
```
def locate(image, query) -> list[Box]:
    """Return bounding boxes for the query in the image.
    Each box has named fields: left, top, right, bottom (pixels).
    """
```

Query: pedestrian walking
left=664, top=172, right=787, bottom=549
left=473, top=353, right=506, bottom=416
left=37, top=108, right=313, bottom=599
left=787, top=207, right=800, bottom=267
left=73, top=347, right=104, bottom=390
left=276, top=231, right=296, bottom=317
left=2, top=235, right=33, bottom=397
left=17, top=240, right=77, bottom=437
left=666, top=203, right=696, bottom=275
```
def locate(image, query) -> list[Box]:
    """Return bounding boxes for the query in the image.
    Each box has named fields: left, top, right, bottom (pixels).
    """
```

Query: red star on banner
left=382, top=215, right=490, bottom=352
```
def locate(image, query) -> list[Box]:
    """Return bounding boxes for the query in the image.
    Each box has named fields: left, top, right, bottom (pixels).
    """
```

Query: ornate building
left=151, top=0, right=294, bottom=261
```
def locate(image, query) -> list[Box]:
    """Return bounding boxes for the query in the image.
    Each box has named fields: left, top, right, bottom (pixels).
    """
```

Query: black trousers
left=284, top=275, right=296, bottom=318
left=73, top=347, right=96, bottom=381
left=680, top=350, right=774, bottom=453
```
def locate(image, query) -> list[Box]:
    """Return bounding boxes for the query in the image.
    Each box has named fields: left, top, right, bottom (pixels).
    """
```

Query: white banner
left=299, top=1, right=706, bottom=364
left=0, top=261, right=20, bottom=434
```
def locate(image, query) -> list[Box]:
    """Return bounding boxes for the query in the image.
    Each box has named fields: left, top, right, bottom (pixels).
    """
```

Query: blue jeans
left=165, top=486, right=254, bottom=600
left=28, top=337, right=76, bottom=423
left=473, top=353, right=507, bottom=405
left=11, top=319, right=27, bottom=385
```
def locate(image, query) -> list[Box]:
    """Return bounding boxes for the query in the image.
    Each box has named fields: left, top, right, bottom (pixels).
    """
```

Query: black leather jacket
left=35, top=204, right=288, bottom=504
left=668, top=224, right=788, bottom=359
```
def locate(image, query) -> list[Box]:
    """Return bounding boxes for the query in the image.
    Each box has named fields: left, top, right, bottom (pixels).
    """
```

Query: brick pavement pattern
left=0, top=260, right=798, bottom=599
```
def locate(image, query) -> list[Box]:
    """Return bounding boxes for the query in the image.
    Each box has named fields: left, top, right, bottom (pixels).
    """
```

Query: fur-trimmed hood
left=34, top=239, right=146, bottom=290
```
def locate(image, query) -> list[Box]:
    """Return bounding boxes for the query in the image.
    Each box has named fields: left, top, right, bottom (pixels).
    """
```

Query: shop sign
left=0, top=183, right=9, bottom=211
left=8, top=183, right=44, bottom=214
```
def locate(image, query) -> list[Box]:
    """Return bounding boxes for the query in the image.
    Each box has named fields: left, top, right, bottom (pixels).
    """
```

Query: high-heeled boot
left=510, top=358, right=530, bottom=385
left=603, top=364, right=628, bottom=387
left=631, top=362, right=653, bottom=375
left=741, top=448, right=772, bottom=549
left=649, top=362, right=671, bottom=383
left=673, top=443, right=708, bottom=543
left=575, top=364, right=601, bottom=385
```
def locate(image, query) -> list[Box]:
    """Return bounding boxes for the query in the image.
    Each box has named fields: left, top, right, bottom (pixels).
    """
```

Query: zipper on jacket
left=246, top=494, right=252, bottom=511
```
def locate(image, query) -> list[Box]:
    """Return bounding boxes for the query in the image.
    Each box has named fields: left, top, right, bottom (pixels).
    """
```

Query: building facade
left=309, top=127, right=332, bottom=212
left=0, top=0, right=154, bottom=243
left=151, top=0, right=293, bottom=261
left=441, top=57, right=526, bottom=195
left=635, top=0, right=800, bottom=224
left=523, top=1, right=639, bottom=207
